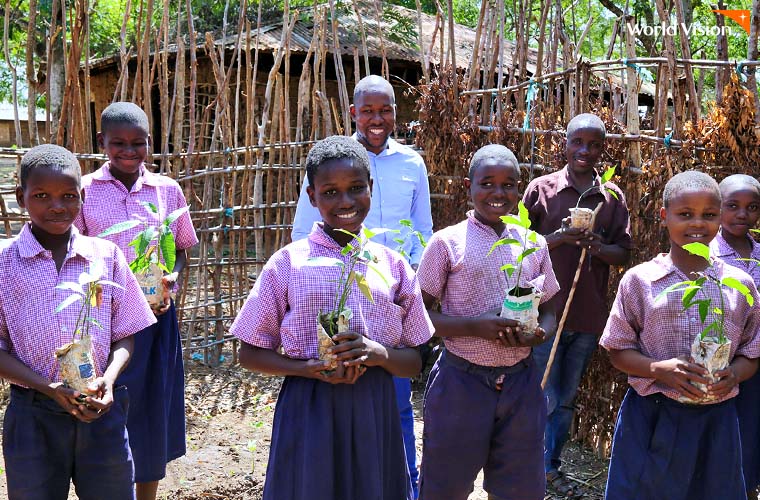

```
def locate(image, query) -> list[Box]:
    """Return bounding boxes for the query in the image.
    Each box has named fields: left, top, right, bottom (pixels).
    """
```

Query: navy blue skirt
left=605, top=389, right=745, bottom=500
left=738, top=370, right=760, bottom=492
left=263, top=366, right=412, bottom=500
left=117, top=302, right=186, bottom=483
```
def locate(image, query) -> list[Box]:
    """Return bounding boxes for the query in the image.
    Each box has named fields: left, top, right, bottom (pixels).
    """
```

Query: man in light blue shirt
left=291, top=75, right=433, bottom=498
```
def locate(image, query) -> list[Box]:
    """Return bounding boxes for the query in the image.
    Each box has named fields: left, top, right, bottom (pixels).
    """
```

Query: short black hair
left=100, top=101, right=150, bottom=135
left=663, top=170, right=720, bottom=208
left=719, top=174, right=760, bottom=198
left=468, top=144, right=519, bottom=179
left=19, top=144, right=81, bottom=190
left=353, top=75, right=396, bottom=105
left=306, top=135, right=371, bottom=186
left=567, top=113, right=606, bottom=139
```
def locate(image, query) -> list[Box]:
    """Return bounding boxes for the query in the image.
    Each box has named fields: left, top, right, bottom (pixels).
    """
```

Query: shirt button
left=690, top=317, right=697, bottom=323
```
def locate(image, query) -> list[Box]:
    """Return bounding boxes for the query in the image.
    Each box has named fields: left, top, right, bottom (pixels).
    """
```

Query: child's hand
left=154, top=272, right=178, bottom=316
left=302, top=359, right=364, bottom=385
left=74, top=377, right=115, bottom=422
left=707, top=366, right=738, bottom=399
left=328, top=332, right=387, bottom=369
left=556, top=218, right=593, bottom=246
left=476, top=308, right=522, bottom=347
left=504, top=325, right=547, bottom=348
left=651, top=356, right=710, bottom=401
left=48, top=382, right=86, bottom=417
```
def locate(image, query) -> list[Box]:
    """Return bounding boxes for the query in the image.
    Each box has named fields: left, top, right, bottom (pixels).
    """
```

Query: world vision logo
left=713, top=10, right=751, bottom=34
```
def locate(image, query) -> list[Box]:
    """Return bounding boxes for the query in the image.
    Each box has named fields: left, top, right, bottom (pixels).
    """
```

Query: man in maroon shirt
left=522, top=113, right=632, bottom=498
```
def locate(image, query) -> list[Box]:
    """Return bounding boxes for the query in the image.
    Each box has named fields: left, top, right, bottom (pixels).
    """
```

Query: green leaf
left=655, top=280, right=698, bottom=303
left=500, top=263, right=516, bottom=277
left=499, top=215, right=524, bottom=227
left=517, top=247, right=539, bottom=264
left=393, top=237, right=405, bottom=245
left=140, top=201, right=159, bottom=214
left=353, top=272, right=374, bottom=304
left=487, top=238, right=521, bottom=256
left=713, top=307, right=723, bottom=316
left=340, top=244, right=354, bottom=256
left=160, top=231, right=177, bottom=272
left=681, top=285, right=700, bottom=308
left=737, top=258, right=760, bottom=267
left=86, top=317, right=104, bottom=330
left=56, top=282, right=84, bottom=295
left=164, top=206, right=189, bottom=226
left=97, top=220, right=141, bottom=237
left=682, top=242, right=710, bottom=263
left=600, top=166, right=616, bottom=184
left=335, top=228, right=359, bottom=240
left=366, top=262, right=391, bottom=288
left=700, top=320, right=721, bottom=340
left=399, top=219, right=413, bottom=228
left=697, top=299, right=710, bottom=324
left=55, top=294, right=82, bottom=313
left=517, top=201, right=531, bottom=228
left=416, top=231, right=427, bottom=248
left=98, top=279, right=124, bottom=290
left=720, top=277, right=755, bottom=306
left=528, top=231, right=538, bottom=243
left=605, top=187, right=619, bottom=200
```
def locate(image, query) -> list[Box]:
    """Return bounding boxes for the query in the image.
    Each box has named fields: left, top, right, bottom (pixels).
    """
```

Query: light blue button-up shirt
left=291, top=137, right=433, bottom=265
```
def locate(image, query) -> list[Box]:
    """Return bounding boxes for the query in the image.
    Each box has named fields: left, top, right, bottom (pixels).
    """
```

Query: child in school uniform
left=74, top=102, right=198, bottom=500
left=231, top=135, right=434, bottom=500
left=600, top=171, right=760, bottom=500
left=0, top=144, right=155, bottom=499
left=710, top=174, right=760, bottom=498
left=417, top=145, right=559, bottom=500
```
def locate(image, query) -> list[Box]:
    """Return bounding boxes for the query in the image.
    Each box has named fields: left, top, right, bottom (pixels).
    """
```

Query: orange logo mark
left=713, top=9, right=751, bottom=34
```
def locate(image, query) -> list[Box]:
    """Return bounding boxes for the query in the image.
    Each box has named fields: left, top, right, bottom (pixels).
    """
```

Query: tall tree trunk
left=48, top=0, right=65, bottom=141
left=714, top=0, right=729, bottom=103
left=748, top=0, right=760, bottom=123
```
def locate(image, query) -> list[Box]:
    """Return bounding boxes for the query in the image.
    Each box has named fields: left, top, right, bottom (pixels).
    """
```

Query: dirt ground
left=0, top=356, right=608, bottom=499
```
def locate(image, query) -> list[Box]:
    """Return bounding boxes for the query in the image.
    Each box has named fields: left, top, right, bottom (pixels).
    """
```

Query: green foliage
left=575, top=167, right=618, bottom=209
left=487, top=201, right=541, bottom=295
left=656, top=242, right=755, bottom=343
left=98, top=202, right=189, bottom=275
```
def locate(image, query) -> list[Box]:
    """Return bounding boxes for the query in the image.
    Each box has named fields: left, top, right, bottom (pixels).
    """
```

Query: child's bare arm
left=239, top=342, right=360, bottom=384
left=608, top=348, right=710, bottom=401
left=708, top=356, right=758, bottom=399
left=422, top=291, right=520, bottom=343
left=0, top=350, right=84, bottom=417
left=329, top=332, right=422, bottom=378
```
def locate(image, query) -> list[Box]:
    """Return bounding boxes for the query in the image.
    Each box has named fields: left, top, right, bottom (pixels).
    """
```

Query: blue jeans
left=532, top=330, right=598, bottom=473
left=394, top=376, right=418, bottom=498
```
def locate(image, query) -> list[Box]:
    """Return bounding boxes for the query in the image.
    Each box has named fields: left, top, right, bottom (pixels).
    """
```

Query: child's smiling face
left=97, top=124, right=150, bottom=177
left=661, top=189, right=721, bottom=249
left=16, top=167, right=83, bottom=238
left=465, top=159, right=520, bottom=231
left=720, top=185, right=760, bottom=239
left=307, top=158, right=372, bottom=237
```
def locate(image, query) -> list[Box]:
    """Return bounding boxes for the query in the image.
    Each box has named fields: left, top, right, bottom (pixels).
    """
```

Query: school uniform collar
left=91, top=161, right=161, bottom=191
left=307, top=222, right=364, bottom=251
left=642, top=252, right=726, bottom=282
left=466, top=210, right=520, bottom=239
left=713, top=229, right=760, bottom=259
left=555, top=165, right=613, bottom=203
left=16, top=223, right=94, bottom=261
left=349, top=133, right=402, bottom=158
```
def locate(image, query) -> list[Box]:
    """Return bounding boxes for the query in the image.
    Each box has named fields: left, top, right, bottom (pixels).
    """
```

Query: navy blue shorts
left=420, top=350, right=547, bottom=500
left=606, top=389, right=745, bottom=500
left=3, top=385, right=134, bottom=500
left=737, top=370, right=760, bottom=491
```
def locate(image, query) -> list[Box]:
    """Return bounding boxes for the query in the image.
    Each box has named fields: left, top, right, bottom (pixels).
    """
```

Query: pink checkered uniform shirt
left=710, top=230, right=760, bottom=287
left=230, top=223, right=434, bottom=359
left=600, top=253, right=760, bottom=403
left=74, top=162, right=198, bottom=263
left=417, top=211, right=560, bottom=367
left=0, top=224, right=156, bottom=383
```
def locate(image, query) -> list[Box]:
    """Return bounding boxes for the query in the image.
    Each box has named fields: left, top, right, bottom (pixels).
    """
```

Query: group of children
left=1, top=100, right=760, bottom=500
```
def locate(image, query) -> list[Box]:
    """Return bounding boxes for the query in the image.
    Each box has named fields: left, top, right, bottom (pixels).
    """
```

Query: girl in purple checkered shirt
left=74, top=102, right=198, bottom=500
left=230, top=136, right=433, bottom=500
left=600, top=171, right=760, bottom=500
left=711, top=174, right=760, bottom=498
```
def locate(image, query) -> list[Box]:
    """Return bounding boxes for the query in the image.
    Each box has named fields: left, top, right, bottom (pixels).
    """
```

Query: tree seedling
left=570, top=166, right=618, bottom=229
left=657, top=241, right=755, bottom=400
left=54, top=259, right=124, bottom=396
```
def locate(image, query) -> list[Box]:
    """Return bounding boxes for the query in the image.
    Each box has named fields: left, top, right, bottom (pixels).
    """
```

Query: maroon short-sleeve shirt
left=522, top=166, right=632, bottom=335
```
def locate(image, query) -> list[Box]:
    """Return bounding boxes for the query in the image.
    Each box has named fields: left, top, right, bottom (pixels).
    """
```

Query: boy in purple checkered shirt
left=600, top=171, right=760, bottom=500
left=417, top=145, right=559, bottom=500
left=0, top=145, right=155, bottom=499
left=231, top=136, right=433, bottom=500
